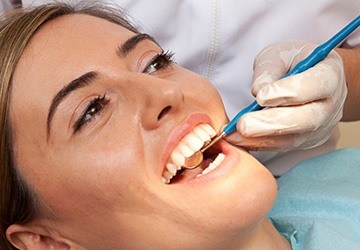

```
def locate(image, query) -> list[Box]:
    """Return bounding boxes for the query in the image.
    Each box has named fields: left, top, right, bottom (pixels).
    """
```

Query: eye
left=73, top=94, right=110, bottom=133
left=143, top=50, right=175, bottom=74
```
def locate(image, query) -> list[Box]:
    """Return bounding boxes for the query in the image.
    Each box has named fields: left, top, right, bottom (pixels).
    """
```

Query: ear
left=6, top=224, right=70, bottom=249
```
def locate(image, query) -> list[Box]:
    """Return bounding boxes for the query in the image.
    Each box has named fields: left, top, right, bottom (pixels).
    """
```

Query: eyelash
left=73, top=94, right=110, bottom=133
left=73, top=51, right=175, bottom=133
left=143, top=50, right=175, bottom=74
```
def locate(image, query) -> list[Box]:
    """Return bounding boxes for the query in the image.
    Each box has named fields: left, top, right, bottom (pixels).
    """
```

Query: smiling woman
left=2, top=2, right=360, bottom=250
left=0, top=3, right=285, bottom=249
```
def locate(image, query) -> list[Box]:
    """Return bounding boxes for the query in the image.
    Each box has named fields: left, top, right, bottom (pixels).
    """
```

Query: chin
left=167, top=144, right=277, bottom=235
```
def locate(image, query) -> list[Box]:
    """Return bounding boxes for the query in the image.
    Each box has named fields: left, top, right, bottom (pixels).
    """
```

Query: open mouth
left=162, top=124, right=225, bottom=184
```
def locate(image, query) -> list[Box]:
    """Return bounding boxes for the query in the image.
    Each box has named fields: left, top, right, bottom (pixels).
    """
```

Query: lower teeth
left=197, top=153, right=225, bottom=177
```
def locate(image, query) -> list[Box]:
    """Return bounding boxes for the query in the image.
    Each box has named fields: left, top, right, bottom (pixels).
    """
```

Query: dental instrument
left=182, top=15, right=360, bottom=170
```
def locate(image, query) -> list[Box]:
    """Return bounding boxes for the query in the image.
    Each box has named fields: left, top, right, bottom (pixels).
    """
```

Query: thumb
left=225, top=129, right=299, bottom=151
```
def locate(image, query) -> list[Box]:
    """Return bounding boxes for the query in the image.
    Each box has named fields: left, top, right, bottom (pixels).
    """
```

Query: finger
left=238, top=99, right=340, bottom=137
left=226, top=132, right=297, bottom=151
left=227, top=124, right=334, bottom=151
left=252, top=41, right=308, bottom=95
left=256, top=52, right=344, bottom=107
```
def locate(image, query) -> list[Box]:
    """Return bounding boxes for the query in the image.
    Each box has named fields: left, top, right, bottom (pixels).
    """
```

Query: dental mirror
left=181, top=136, right=222, bottom=170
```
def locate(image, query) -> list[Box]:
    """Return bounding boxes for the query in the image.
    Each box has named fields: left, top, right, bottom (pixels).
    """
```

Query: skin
left=337, top=45, right=360, bottom=121
left=6, top=14, right=287, bottom=249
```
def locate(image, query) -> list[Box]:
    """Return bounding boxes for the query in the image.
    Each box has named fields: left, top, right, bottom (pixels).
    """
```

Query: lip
left=170, top=140, right=241, bottom=187
left=160, top=113, right=214, bottom=176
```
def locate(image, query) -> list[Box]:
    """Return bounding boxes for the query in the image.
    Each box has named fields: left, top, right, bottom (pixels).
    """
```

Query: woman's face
left=9, top=14, right=276, bottom=248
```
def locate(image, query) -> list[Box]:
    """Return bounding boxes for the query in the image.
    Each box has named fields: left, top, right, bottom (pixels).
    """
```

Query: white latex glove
left=227, top=41, right=347, bottom=151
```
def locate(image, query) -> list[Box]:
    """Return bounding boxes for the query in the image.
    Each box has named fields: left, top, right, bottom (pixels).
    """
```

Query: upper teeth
left=162, top=124, right=217, bottom=184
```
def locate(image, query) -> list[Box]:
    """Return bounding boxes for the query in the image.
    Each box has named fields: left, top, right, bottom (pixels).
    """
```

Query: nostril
left=158, top=105, right=172, bottom=121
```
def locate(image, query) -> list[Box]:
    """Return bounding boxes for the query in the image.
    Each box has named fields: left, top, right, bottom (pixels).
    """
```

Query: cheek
left=181, top=74, right=226, bottom=118
left=35, top=138, right=146, bottom=219
left=184, top=78, right=220, bottom=103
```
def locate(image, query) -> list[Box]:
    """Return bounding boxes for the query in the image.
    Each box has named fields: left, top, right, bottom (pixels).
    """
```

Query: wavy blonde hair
left=0, top=2, right=138, bottom=248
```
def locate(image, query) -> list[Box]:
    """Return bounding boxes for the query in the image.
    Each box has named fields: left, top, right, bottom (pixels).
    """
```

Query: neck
left=218, top=218, right=290, bottom=250
left=238, top=218, right=291, bottom=250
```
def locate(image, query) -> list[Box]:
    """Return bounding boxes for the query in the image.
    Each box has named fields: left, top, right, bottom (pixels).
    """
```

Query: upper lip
left=159, top=113, right=214, bottom=176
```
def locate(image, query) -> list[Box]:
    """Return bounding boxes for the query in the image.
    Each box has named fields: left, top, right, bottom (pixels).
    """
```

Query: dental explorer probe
left=182, top=15, right=360, bottom=170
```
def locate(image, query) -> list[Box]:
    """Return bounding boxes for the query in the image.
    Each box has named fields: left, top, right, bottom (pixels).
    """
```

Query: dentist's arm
left=227, top=41, right=359, bottom=151
left=337, top=45, right=360, bottom=121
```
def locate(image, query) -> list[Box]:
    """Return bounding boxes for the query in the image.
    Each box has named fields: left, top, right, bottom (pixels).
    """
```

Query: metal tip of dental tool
left=200, top=131, right=226, bottom=153
left=181, top=131, right=226, bottom=170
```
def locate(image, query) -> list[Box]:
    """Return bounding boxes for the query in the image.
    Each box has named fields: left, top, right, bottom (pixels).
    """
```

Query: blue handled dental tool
left=181, top=15, right=360, bottom=170
left=203, top=15, right=360, bottom=152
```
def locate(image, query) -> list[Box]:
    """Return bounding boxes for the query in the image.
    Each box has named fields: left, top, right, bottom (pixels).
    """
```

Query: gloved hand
left=227, top=41, right=347, bottom=151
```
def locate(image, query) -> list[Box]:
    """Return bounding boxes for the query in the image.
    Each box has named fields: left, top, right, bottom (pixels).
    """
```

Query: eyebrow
left=117, top=33, right=159, bottom=57
left=46, top=71, right=99, bottom=137
left=46, top=33, right=159, bottom=138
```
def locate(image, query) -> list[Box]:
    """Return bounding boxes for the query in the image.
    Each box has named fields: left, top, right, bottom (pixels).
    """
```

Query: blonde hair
left=0, top=3, right=138, bottom=248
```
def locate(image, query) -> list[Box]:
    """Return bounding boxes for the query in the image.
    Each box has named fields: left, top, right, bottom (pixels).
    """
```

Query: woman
left=20, top=0, right=360, bottom=175
left=0, top=3, right=359, bottom=249
left=0, top=3, right=286, bottom=249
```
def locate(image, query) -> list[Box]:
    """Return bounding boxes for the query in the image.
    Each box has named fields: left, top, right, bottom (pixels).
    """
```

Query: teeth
left=161, top=177, right=168, bottom=184
left=201, top=124, right=217, bottom=137
left=193, top=127, right=211, bottom=141
left=197, top=153, right=225, bottom=177
left=201, top=163, right=214, bottom=175
left=170, top=151, right=185, bottom=167
left=162, top=123, right=218, bottom=184
left=163, top=171, right=173, bottom=179
left=183, top=134, right=204, bottom=151
left=178, top=144, right=194, bottom=157
left=212, top=153, right=225, bottom=165
left=166, top=163, right=178, bottom=174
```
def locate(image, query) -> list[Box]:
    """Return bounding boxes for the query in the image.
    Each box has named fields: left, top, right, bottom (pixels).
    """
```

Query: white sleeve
left=342, top=25, right=360, bottom=48
left=0, top=0, right=16, bottom=13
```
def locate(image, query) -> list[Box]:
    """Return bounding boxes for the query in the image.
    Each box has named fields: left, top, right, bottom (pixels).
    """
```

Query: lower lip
left=171, top=140, right=241, bottom=187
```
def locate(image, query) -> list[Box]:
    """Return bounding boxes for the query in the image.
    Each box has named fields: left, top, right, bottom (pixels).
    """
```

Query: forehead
left=13, top=13, right=135, bottom=92
left=9, top=13, right=136, bottom=144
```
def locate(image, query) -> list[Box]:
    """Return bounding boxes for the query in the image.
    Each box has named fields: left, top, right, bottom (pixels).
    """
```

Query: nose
left=130, top=74, right=184, bottom=130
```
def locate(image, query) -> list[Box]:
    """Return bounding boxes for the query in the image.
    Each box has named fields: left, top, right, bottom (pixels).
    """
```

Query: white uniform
left=21, top=0, right=360, bottom=173
left=0, top=0, right=15, bottom=13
